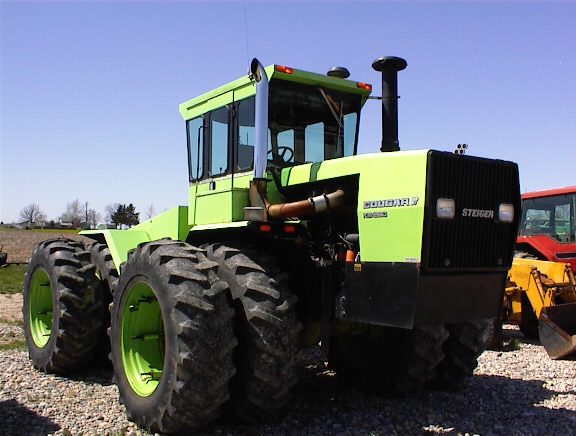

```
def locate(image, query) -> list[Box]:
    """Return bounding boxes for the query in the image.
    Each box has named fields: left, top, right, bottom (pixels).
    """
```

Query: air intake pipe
left=372, top=56, right=407, bottom=152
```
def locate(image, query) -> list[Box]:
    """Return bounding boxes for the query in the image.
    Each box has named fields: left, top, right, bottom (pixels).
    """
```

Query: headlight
left=499, top=203, right=514, bottom=222
left=436, top=198, right=455, bottom=219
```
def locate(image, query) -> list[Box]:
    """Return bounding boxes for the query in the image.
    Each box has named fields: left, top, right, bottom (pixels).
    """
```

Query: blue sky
left=1, top=1, right=575, bottom=223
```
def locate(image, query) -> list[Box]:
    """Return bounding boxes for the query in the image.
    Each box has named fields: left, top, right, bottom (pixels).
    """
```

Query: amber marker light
left=357, top=82, right=372, bottom=91
left=275, top=65, right=294, bottom=74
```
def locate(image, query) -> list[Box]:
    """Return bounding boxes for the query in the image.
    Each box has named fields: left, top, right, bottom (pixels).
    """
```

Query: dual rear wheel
left=23, top=238, right=489, bottom=433
left=106, top=240, right=300, bottom=433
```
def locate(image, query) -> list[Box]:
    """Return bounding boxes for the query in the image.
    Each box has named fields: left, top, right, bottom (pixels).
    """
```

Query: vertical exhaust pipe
left=250, top=58, right=269, bottom=180
left=372, top=56, right=407, bottom=152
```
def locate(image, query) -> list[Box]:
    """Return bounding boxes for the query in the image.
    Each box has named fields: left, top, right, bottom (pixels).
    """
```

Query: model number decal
left=363, top=211, right=388, bottom=219
left=363, top=197, right=419, bottom=209
left=461, top=208, right=495, bottom=218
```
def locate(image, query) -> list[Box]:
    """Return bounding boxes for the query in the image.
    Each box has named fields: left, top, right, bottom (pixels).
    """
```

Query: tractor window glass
left=210, top=106, right=229, bottom=176
left=555, top=204, right=571, bottom=241
left=237, top=97, right=255, bottom=171
left=187, top=117, right=204, bottom=181
left=268, top=79, right=362, bottom=166
left=277, top=130, right=295, bottom=163
left=305, top=123, right=324, bottom=163
left=520, top=194, right=575, bottom=242
left=343, top=113, right=357, bottom=157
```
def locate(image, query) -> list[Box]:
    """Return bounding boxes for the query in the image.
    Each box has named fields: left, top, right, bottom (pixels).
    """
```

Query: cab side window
left=236, top=97, right=255, bottom=171
left=187, top=116, right=204, bottom=181
left=210, top=106, right=229, bottom=177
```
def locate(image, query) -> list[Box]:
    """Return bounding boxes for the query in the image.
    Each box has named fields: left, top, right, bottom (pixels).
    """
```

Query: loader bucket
left=539, top=303, right=576, bottom=359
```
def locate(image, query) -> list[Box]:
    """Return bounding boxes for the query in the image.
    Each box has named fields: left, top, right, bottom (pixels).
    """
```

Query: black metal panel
left=336, top=262, right=420, bottom=328
left=336, top=262, right=507, bottom=328
left=414, top=272, right=507, bottom=325
left=421, top=151, right=521, bottom=272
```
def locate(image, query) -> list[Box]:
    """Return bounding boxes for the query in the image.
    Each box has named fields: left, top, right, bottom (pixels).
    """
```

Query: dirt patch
left=0, top=229, right=91, bottom=264
left=0, top=293, right=23, bottom=323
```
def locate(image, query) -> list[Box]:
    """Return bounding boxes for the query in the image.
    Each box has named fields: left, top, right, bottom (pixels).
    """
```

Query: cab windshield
left=520, top=193, right=576, bottom=243
left=267, top=78, right=362, bottom=165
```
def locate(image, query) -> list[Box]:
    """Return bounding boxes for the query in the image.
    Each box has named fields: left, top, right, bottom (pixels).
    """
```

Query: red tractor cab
left=516, top=186, right=576, bottom=270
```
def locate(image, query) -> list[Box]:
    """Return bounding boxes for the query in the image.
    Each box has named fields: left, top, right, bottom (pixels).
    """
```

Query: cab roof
left=179, top=64, right=372, bottom=121
left=522, top=186, right=576, bottom=199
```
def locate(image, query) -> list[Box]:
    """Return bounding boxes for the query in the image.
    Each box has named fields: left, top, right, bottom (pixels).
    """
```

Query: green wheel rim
left=121, top=281, right=165, bottom=397
left=28, top=268, right=53, bottom=348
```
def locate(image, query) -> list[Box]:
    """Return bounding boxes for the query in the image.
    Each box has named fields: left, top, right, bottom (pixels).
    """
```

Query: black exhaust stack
left=372, top=56, right=407, bottom=152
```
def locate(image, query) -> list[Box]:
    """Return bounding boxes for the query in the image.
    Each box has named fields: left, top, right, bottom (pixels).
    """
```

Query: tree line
left=17, top=200, right=155, bottom=229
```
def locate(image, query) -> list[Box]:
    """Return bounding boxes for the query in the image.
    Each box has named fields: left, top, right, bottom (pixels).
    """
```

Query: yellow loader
left=499, top=257, right=576, bottom=359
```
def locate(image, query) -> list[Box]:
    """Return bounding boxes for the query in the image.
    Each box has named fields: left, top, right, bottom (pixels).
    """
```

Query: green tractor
left=22, top=57, right=521, bottom=433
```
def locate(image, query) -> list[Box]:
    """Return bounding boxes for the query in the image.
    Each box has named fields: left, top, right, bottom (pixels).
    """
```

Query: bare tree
left=145, top=204, right=155, bottom=220
left=104, top=203, right=120, bottom=223
left=19, top=203, right=44, bottom=225
left=60, top=199, right=83, bottom=224
left=87, top=209, right=101, bottom=229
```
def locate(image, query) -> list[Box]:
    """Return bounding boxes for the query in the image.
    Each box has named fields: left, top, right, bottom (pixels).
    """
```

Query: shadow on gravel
left=0, top=399, right=60, bottom=435
left=195, top=351, right=576, bottom=436
left=65, top=363, right=115, bottom=387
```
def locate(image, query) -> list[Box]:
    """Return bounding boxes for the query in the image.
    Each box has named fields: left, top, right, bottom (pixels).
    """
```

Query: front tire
left=22, top=238, right=102, bottom=373
left=110, top=240, right=237, bottom=433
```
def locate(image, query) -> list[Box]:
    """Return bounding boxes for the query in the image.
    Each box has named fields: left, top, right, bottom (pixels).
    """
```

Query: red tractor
left=515, top=186, right=576, bottom=269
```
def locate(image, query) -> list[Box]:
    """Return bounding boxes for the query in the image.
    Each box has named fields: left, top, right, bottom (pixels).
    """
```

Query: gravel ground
left=1, top=314, right=575, bottom=436
left=3, top=232, right=574, bottom=434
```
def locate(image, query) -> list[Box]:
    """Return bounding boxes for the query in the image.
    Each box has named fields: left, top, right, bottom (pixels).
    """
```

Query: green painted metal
left=120, top=280, right=164, bottom=397
left=28, top=268, right=52, bottom=348
left=130, top=206, right=190, bottom=242
left=81, top=206, right=190, bottom=270
left=179, top=65, right=371, bottom=121
left=187, top=150, right=429, bottom=263
left=279, top=150, right=428, bottom=263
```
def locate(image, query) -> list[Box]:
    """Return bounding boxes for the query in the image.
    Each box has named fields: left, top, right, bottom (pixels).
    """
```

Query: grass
left=0, top=227, right=80, bottom=234
left=30, top=228, right=81, bottom=234
left=0, top=264, right=26, bottom=294
left=0, top=339, right=26, bottom=351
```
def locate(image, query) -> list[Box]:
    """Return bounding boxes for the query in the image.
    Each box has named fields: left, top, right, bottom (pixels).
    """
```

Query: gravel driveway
left=2, top=231, right=575, bottom=434
left=1, top=320, right=575, bottom=435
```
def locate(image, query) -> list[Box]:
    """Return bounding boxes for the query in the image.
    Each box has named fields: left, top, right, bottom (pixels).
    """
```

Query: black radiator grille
left=421, top=151, right=520, bottom=271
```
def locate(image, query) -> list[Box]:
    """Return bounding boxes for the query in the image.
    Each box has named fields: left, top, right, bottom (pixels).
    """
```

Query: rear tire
left=87, top=241, right=119, bottom=294
left=429, top=319, right=490, bottom=390
left=110, top=240, right=237, bottom=433
left=330, top=324, right=448, bottom=395
left=86, top=241, right=118, bottom=366
left=22, top=238, right=102, bottom=373
left=203, top=243, right=301, bottom=422
left=484, top=318, right=503, bottom=350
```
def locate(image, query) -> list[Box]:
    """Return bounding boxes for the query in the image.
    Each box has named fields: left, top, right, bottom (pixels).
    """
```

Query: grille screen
left=421, top=151, right=520, bottom=271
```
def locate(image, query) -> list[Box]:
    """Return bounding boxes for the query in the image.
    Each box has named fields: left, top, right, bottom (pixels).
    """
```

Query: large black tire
left=22, top=238, right=102, bottom=373
left=330, top=324, right=448, bottom=395
left=429, top=320, right=490, bottom=390
left=484, top=318, right=503, bottom=350
left=110, top=240, right=237, bottom=433
left=86, top=241, right=119, bottom=365
left=203, top=243, right=301, bottom=422
left=87, top=241, right=119, bottom=295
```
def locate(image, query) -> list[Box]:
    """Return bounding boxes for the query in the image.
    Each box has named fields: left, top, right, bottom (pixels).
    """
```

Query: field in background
left=0, top=265, right=26, bottom=294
